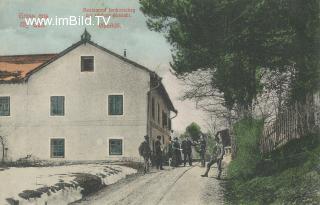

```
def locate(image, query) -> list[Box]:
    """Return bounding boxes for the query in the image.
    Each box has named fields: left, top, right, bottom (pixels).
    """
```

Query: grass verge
left=225, top=119, right=320, bottom=205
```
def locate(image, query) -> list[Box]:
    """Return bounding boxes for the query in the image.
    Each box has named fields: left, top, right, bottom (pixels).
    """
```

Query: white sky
left=0, top=0, right=208, bottom=132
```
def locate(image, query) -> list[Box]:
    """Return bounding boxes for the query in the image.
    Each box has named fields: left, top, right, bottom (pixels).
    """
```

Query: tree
left=256, top=66, right=296, bottom=123
left=140, top=0, right=319, bottom=116
left=179, top=68, right=238, bottom=125
left=185, top=122, right=202, bottom=141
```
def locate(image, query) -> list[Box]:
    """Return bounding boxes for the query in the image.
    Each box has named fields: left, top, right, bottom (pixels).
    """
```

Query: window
left=108, top=95, right=123, bottom=115
left=109, top=139, right=123, bottom=155
left=162, top=111, right=167, bottom=128
left=151, top=98, right=155, bottom=120
left=51, top=138, right=65, bottom=158
left=168, top=118, right=172, bottom=130
left=81, top=56, right=94, bottom=72
left=0, top=96, right=10, bottom=116
left=157, top=103, right=160, bottom=123
left=50, top=96, right=65, bottom=116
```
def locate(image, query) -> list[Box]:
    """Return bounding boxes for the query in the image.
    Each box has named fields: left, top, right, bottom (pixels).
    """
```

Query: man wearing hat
left=201, top=131, right=225, bottom=179
left=139, top=135, right=151, bottom=174
left=172, top=137, right=182, bottom=167
left=155, top=135, right=164, bottom=170
left=181, top=137, right=194, bottom=166
left=199, top=134, right=207, bottom=167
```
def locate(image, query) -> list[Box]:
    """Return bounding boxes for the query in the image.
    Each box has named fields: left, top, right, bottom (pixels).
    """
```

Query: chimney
left=124, top=49, right=127, bottom=58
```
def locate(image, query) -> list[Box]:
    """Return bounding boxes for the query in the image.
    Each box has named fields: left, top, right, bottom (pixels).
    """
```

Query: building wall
left=0, top=43, right=150, bottom=161
left=149, top=88, right=172, bottom=153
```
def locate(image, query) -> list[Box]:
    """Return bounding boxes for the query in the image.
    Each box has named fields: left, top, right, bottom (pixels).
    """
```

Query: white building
left=0, top=30, right=177, bottom=162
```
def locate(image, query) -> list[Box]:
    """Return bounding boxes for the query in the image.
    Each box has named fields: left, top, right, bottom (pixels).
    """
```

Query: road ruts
left=72, top=164, right=224, bottom=205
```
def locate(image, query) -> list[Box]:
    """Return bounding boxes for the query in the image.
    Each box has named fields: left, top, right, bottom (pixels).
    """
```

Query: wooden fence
left=260, top=101, right=319, bottom=153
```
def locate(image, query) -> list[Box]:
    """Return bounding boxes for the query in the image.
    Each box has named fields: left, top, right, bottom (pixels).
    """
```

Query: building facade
left=0, top=31, right=177, bottom=162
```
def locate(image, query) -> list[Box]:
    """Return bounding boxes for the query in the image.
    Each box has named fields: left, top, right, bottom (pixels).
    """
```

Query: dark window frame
left=50, top=138, right=65, bottom=158
left=81, top=56, right=94, bottom=72
left=157, top=103, right=160, bottom=124
left=151, top=98, right=155, bottom=120
left=50, top=96, right=65, bottom=116
left=108, top=95, right=124, bottom=115
left=109, top=139, right=123, bottom=155
left=0, top=96, right=10, bottom=116
left=162, top=111, right=167, bottom=128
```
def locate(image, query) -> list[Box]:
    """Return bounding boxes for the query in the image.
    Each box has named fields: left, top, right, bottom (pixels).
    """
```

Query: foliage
left=185, top=122, right=202, bottom=141
left=256, top=67, right=296, bottom=121
left=257, top=132, right=320, bottom=176
left=205, top=133, right=217, bottom=157
left=140, top=0, right=320, bottom=115
left=227, top=118, right=264, bottom=180
left=74, top=173, right=103, bottom=196
left=179, top=132, right=188, bottom=140
left=225, top=131, right=320, bottom=205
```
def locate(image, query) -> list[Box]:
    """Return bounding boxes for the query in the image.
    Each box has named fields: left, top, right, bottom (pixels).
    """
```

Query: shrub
left=256, top=131, right=320, bottom=176
left=227, top=118, right=264, bottom=180
left=225, top=131, right=320, bottom=204
left=74, top=173, right=103, bottom=196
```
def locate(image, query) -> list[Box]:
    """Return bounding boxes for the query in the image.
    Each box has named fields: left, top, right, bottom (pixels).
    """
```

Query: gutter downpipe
left=169, top=109, right=178, bottom=135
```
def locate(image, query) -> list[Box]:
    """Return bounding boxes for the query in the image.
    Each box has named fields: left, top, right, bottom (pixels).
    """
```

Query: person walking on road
left=199, top=135, right=207, bottom=167
left=201, top=132, right=225, bottom=179
left=139, top=135, right=151, bottom=174
left=181, top=137, right=193, bottom=166
left=155, top=135, right=164, bottom=170
left=167, top=139, right=173, bottom=167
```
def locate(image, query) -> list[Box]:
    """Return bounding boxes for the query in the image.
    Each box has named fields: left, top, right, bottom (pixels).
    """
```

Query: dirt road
left=72, top=164, right=225, bottom=205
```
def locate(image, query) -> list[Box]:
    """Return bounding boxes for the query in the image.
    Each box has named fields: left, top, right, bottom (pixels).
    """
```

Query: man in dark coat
left=167, top=139, right=173, bottom=167
left=199, top=135, right=207, bottom=167
left=155, top=135, right=164, bottom=170
left=181, top=137, right=193, bottom=166
left=172, top=137, right=182, bottom=167
left=139, top=135, right=151, bottom=174
left=201, top=132, right=225, bottom=179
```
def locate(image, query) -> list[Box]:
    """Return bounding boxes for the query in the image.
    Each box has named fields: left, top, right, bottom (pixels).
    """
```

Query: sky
left=0, top=0, right=209, bottom=132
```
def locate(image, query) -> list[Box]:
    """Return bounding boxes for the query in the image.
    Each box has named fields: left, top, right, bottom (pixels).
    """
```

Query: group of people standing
left=138, top=132, right=225, bottom=179
left=138, top=135, right=164, bottom=173
left=168, top=136, right=206, bottom=167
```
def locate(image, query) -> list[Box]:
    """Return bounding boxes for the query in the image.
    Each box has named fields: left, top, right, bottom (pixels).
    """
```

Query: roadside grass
left=225, top=119, right=320, bottom=205
left=227, top=118, right=264, bottom=180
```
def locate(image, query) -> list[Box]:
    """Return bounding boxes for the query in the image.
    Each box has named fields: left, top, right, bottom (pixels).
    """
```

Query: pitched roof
left=158, top=82, right=177, bottom=113
left=0, top=54, right=57, bottom=82
left=0, top=31, right=176, bottom=112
